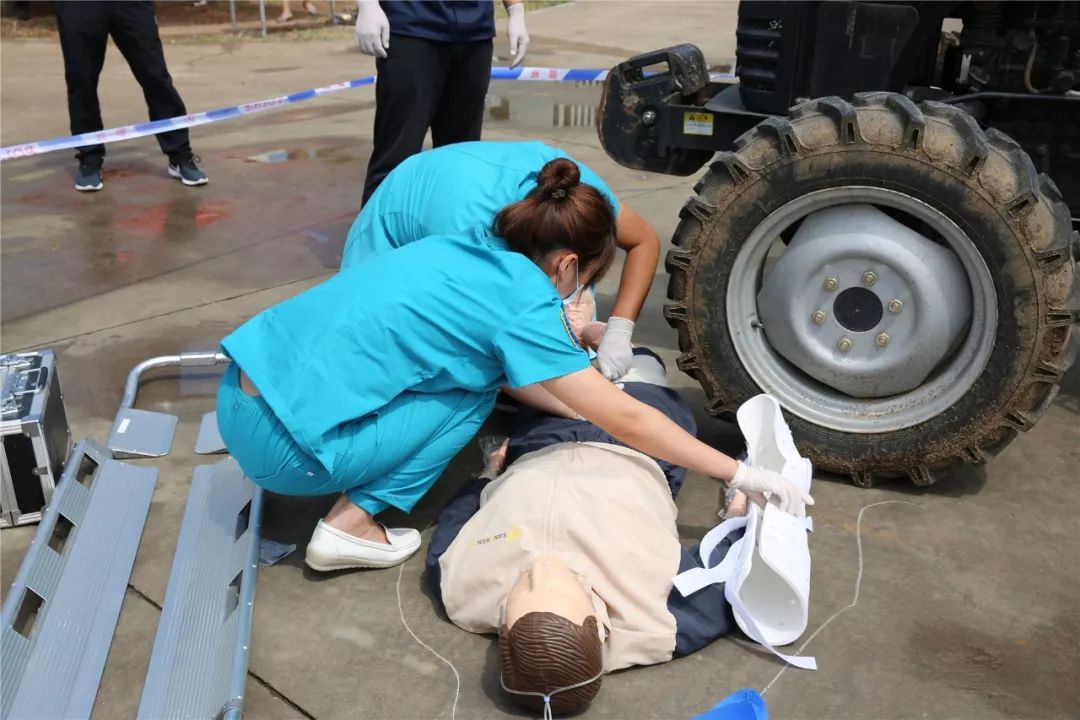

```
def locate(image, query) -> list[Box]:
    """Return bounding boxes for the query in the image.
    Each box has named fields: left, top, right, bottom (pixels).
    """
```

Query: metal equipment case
left=1, top=350, right=71, bottom=527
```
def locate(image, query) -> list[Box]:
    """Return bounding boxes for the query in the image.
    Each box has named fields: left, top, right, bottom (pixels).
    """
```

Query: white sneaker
left=305, top=520, right=421, bottom=571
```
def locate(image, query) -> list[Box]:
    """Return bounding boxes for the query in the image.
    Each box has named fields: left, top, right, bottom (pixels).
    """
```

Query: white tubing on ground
left=760, top=500, right=923, bottom=694
left=396, top=559, right=462, bottom=720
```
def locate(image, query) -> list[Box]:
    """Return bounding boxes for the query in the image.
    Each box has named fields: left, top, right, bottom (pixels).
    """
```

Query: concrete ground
left=2, top=3, right=1079, bottom=718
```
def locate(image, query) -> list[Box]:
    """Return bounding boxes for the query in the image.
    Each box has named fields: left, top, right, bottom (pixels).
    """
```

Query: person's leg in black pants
left=430, top=40, right=492, bottom=148
left=107, top=1, right=192, bottom=163
left=361, top=34, right=450, bottom=204
left=55, top=1, right=110, bottom=169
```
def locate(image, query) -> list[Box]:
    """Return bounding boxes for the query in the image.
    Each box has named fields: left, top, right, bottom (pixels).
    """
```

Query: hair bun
left=537, top=158, right=581, bottom=200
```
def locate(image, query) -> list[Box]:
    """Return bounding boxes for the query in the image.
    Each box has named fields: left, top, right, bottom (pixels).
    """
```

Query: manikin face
left=504, top=556, right=602, bottom=640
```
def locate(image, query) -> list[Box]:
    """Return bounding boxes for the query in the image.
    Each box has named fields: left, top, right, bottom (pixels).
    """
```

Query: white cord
left=761, top=500, right=922, bottom=694
left=396, top=560, right=461, bottom=720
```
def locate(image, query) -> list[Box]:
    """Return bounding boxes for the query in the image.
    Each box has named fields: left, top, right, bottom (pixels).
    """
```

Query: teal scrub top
left=221, top=226, right=590, bottom=472
left=342, top=140, right=621, bottom=268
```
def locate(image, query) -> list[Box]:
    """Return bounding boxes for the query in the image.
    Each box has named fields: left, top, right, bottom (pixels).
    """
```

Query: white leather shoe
left=305, top=520, right=421, bottom=571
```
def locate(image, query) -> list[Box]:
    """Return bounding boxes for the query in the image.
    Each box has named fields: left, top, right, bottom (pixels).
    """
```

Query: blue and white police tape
left=0, top=66, right=733, bottom=162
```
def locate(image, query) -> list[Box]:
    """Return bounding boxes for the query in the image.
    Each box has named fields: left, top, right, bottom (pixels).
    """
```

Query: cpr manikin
left=427, top=351, right=772, bottom=716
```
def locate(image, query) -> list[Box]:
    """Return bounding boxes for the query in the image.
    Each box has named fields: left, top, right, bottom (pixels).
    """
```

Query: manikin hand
left=580, top=321, right=606, bottom=350
left=729, top=462, right=814, bottom=517
left=596, top=317, right=635, bottom=380
left=506, top=3, right=529, bottom=68
left=355, top=0, right=390, bottom=58
left=478, top=437, right=510, bottom=480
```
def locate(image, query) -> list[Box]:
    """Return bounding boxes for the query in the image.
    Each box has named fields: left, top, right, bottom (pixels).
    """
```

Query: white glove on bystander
left=355, top=0, right=390, bottom=58
left=597, top=316, right=635, bottom=380
left=729, top=461, right=814, bottom=517
left=506, top=3, right=530, bottom=68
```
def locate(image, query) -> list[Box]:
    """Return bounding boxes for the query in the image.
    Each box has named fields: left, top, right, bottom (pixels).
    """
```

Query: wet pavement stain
left=113, top=198, right=232, bottom=238
left=245, top=149, right=291, bottom=164
left=302, top=217, right=352, bottom=269
left=102, top=167, right=144, bottom=180
left=486, top=94, right=598, bottom=128
left=908, top=617, right=1080, bottom=716
left=484, top=83, right=605, bottom=130
left=0, top=138, right=365, bottom=323
left=58, top=328, right=238, bottom=421
left=243, top=146, right=355, bottom=164
left=260, top=102, right=372, bottom=125
left=14, top=188, right=82, bottom=209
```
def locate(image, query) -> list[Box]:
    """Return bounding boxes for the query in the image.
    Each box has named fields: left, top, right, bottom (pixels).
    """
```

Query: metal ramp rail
left=137, top=458, right=263, bottom=720
left=4, top=353, right=262, bottom=719
left=107, top=351, right=230, bottom=458
left=0, top=440, right=157, bottom=720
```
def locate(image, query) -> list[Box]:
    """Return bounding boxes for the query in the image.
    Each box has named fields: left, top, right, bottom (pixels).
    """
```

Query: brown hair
left=498, top=613, right=604, bottom=716
left=494, top=158, right=617, bottom=284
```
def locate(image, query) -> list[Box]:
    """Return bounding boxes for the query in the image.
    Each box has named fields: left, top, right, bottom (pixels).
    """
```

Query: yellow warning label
left=683, top=111, right=714, bottom=136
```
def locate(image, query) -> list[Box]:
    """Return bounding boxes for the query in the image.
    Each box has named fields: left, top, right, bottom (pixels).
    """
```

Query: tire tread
left=667, top=91, right=1078, bottom=486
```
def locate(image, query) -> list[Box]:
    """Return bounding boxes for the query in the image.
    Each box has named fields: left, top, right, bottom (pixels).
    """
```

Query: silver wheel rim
left=725, top=187, right=998, bottom=433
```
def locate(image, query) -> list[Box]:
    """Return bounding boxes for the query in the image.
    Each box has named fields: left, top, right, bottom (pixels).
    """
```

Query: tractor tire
left=665, top=92, right=1078, bottom=487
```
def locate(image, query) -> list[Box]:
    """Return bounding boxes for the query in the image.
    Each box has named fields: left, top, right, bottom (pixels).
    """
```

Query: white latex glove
left=506, top=3, right=529, bottom=69
left=729, top=462, right=814, bottom=517
left=355, top=0, right=390, bottom=58
left=597, top=316, right=635, bottom=380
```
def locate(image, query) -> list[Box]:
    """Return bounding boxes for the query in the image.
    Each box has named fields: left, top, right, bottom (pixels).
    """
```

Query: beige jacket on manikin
left=438, top=441, right=683, bottom=671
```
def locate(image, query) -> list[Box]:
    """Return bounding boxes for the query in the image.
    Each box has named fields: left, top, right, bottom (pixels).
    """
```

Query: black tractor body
left=598, top=1, right=1078, bottom=486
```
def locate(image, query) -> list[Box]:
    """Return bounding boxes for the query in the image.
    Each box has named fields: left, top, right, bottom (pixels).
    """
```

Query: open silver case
left=1, top=350, right=72, bottom=527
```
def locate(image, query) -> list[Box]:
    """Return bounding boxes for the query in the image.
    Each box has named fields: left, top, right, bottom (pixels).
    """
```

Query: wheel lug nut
left=811, top=310, right=827, bottom=325
left=888, top=299, right=903, bottom=313
left=837, top=337, right=853, bottom=352
left=862, top=271, right=877, bottom=286
left=876, top=333, right=890, bottom=347
left=824, top=277, right=839, bottom=291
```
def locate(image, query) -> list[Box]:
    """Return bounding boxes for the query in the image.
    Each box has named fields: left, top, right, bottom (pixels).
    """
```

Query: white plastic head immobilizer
left=671, top=394, right=817, bottom=670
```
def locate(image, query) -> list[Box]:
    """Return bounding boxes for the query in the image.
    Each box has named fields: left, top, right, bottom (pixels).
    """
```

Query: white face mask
left=560, top=259, right=584, bottom=305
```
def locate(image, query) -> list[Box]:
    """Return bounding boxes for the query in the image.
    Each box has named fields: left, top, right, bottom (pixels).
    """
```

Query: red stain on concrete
left=15, top=190, right=50, bottom=204
left=101, top=167, right=142, bottom=180
left=115, top=202, right=169, bottom=236
left=112, top=199, right=231, bottom=236
left=194, top=201, right=230, bottom=227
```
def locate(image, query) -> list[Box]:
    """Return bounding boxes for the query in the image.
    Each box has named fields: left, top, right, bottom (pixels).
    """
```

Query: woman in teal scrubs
left=218, top=159, right=811, bottom=572
left=342, top=140, right=660, bottom=381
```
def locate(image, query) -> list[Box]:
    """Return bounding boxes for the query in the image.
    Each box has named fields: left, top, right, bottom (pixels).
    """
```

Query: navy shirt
left=505, top=349, right=696, bottom=496
left=382, top=1, right=495, bottom=43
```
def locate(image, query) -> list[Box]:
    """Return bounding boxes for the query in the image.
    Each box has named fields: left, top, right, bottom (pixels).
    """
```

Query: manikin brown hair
left=494, top=158, right=617, bottom=284
left=498, top=612, right=603, bottom=716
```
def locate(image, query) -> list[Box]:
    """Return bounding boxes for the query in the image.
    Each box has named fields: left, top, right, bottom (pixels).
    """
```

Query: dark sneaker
left=168, top=155, right=209, bottom=186
left=75, top=164, right=103, bottom=192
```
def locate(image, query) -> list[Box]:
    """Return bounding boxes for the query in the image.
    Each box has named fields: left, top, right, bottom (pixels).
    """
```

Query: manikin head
left=494, top=158, right=617, bottom=303
left=498, top=556, right=606, bottom=716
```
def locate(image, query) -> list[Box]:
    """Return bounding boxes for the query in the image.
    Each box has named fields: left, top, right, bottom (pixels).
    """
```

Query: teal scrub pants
left=216, top=364, right=495, bottom=515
